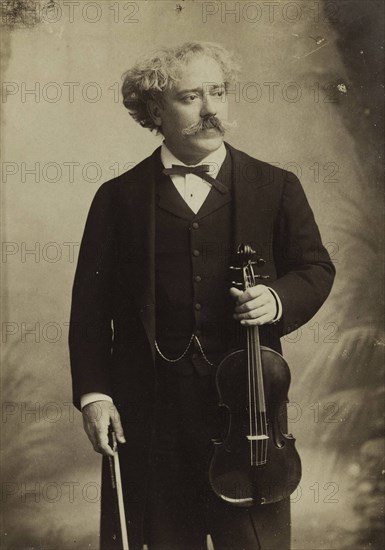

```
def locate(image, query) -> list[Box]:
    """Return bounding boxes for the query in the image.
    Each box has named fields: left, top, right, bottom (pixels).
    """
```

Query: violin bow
left=108, top=431, right=129, bottom=550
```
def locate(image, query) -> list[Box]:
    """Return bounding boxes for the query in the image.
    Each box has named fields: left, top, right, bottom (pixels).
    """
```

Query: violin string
left=256, top=330, right=267, bottom=464
left=246, top=266, right=258, bottom=466
left=252, top=333, right=259, bottom=461
left=260, top=329, right=268, bottom=463
left=248, top=276, right=257, bottom=466
left=256, top=329, right=263, bottom=465
left=247, top=324, right=253, bottom=466
left=246, top=262, right=270, bottom=466
left=249, top=266, right=261, bottom=465
left=257, top=332, right=268, bottom=463
left=252, top=297, right=267, bottom=465
left=250, top=328, right=258, bottom=465
left=250, top=328, right=257, bottom=465
left=255, top=328, right=263, bottom=465
left=244, top=254, right=270, bottom=467
left=245, top=267, right=251, bottom=465
left=253, top=331, right=259, bottom=465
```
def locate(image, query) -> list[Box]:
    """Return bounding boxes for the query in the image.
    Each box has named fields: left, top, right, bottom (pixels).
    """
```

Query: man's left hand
left=230, top=285, right=277, bottom=325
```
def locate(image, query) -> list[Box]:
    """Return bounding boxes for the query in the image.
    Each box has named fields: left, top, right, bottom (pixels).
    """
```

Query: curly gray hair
left=121, top=41, right=240, bottom=133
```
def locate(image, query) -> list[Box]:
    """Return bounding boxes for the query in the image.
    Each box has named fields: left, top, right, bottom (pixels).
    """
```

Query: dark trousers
left=145, top=356, right=291, bottom=550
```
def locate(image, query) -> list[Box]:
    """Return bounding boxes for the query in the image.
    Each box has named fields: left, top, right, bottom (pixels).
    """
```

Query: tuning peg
left=231, top=281, right=243, bottom=287
left=251, top=258, right=266, bottom=267
left=229, top=266, right=242, bottom=270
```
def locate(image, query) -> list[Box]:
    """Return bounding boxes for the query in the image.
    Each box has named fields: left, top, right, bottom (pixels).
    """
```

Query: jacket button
left=194, top=275, right=202, bottom=283
left=193, top=249, right=200, bottom=257
left=192, top=222, right=199, bottom=229
left=195, top=303, right=202, bottom=310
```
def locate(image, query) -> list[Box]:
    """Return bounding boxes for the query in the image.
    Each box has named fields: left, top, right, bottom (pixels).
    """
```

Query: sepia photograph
left=1, top=1, right=384, bottom=549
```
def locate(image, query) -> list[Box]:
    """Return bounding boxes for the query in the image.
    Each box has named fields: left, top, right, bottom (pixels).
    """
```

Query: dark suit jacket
left=69, top=142, right=335, bottom=547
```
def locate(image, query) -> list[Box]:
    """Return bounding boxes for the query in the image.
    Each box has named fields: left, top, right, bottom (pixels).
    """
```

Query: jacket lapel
left=119, top=149, right=159, bottom=359
left=227, top=143, right=276, bottom=262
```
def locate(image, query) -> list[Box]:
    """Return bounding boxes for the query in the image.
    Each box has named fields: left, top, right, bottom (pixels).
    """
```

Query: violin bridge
left=247, top=435, right=269, bottom=441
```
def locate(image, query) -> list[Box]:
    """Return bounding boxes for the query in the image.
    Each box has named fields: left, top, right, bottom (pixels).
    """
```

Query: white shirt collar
left=160, top=142, right=227, bottom=179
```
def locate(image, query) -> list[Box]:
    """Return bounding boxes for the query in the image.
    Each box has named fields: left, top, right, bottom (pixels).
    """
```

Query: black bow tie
left=163, top=164, right=227, bottom=194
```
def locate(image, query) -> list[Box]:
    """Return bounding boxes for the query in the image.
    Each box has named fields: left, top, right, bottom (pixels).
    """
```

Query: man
left=69, top=42, right=335, bottom=550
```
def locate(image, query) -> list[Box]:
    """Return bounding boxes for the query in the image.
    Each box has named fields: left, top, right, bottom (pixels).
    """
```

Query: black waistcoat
left=154, top=151, right=239, bottom=361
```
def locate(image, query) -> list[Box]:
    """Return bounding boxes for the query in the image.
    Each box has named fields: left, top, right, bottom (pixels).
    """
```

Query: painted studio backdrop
left=1, top=0, right=384, bottom=548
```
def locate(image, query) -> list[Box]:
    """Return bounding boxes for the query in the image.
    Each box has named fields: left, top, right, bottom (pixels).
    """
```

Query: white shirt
left=160, top=142, right=227, bottom=213
left=80, top=143, right=282, bottom=409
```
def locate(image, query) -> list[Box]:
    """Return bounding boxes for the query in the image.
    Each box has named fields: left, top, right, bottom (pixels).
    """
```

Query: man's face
left=152, top=56, right=229, bottom=164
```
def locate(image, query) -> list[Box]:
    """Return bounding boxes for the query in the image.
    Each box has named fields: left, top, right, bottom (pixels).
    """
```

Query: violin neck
left=246, top=324, right=266, bottom=413
left=251, top=323, right=259, bottom=339
left=247, top=324, right=261, bottom=357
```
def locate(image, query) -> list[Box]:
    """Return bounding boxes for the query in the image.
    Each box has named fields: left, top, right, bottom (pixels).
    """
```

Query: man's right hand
left=82, top=400, right=126, bottom=457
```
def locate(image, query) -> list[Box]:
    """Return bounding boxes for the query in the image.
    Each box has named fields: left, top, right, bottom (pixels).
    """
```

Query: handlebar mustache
left=182, top=116, right=237, bottom=136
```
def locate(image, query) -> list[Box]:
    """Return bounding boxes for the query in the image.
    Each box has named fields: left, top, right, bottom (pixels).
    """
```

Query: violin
left=209, top=244, right=301, bottom=506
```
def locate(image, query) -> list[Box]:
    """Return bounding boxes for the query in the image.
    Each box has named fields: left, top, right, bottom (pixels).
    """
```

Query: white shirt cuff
left=268, top=287, right=283, bottom=323
left=80, top=392, right=113, bottom=410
